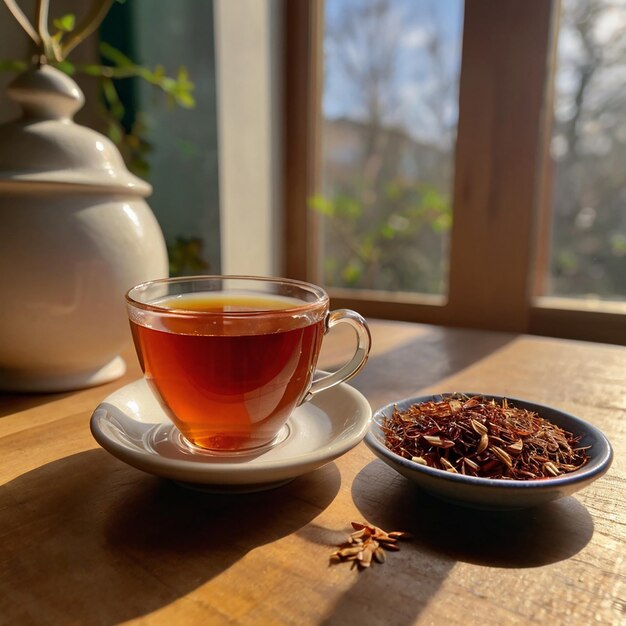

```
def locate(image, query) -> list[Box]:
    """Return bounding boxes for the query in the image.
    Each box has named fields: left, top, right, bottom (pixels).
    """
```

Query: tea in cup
left=126, top=276, right=371, bottom=452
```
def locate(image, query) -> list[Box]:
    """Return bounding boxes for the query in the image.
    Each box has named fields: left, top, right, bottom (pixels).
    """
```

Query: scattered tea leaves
left=330, top=522, right=411, bottom=570
left=381, top=395, right=590, bottom=480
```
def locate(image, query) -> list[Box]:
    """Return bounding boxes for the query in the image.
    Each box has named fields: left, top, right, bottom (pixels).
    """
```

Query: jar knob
left=7, top=64, right=84, bottom=120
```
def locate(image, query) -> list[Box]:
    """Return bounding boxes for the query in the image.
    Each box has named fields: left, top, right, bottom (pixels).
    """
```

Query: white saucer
left=90, top=377, right=371, bottom=492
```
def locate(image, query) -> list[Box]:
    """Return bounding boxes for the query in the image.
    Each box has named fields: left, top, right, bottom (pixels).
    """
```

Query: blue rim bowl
left=365, top=392, right=613, bottom=510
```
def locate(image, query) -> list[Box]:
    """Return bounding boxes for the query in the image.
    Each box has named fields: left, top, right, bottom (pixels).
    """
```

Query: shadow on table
left=0, top=448, right=340, bottom=625
left=325, top=326, right=516, bottom=408
left=352, top=460, right=594, bottom=568
left=0, top=389, right=75, bottom=418
left=317, top=459, right=594, bottom=626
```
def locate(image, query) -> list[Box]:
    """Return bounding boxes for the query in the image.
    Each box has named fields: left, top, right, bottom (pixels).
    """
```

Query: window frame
left=282, top=0, right=626, bottom=346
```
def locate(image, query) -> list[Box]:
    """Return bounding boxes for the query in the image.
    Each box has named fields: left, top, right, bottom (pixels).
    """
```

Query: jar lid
left=0, top=64, right=151, bottom=195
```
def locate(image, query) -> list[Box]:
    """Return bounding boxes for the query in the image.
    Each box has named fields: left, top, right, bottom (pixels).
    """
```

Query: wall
left=214, top=0, right=282, bottom=276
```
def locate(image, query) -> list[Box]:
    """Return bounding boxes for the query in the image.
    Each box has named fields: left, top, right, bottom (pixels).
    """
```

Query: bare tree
left=320, top=0, right=461, bottom=292
left=550, top=0, right=626, bottom=297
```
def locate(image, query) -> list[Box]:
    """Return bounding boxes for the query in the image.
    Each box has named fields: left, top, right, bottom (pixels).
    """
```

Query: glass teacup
left=126, top=275, right=371, bottom=452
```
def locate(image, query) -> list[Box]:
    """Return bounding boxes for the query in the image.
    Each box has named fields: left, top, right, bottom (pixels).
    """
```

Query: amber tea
left=126, top=276, right=371, bottom=454
left=130, top=292, right=325, bottom=450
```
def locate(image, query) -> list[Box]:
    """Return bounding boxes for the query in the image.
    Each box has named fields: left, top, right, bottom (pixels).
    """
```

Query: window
left=101, top=0, right=282, bottom=279
left=317, top=0, right=463, bottom=296
left=102, top=1, right=221, bottom=276
left=283, top=0, right=626, bottom=345
left=543, top=0, right=626, bottom=302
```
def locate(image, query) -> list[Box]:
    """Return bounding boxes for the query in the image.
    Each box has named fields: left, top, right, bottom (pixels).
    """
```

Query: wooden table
left=1, top=320, right=624, bottom=625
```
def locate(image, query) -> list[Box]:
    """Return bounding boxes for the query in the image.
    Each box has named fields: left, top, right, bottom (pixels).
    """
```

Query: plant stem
left=36, top=0, right=50, bottom=42
left=3, top=0, right=41, bottom=47
left=35, top=0, right=60, bottom=62
left=61, top=0, right=115, bottom=59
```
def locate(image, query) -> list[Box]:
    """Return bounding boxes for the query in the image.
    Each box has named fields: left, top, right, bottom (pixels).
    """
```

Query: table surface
left=0, top=319, right=624, bottom=626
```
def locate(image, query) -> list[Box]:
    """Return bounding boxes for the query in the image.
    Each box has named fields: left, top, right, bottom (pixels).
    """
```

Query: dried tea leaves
left=382, top=395, right=590, bottom=480
left=330, top=521, right=411, bottom=570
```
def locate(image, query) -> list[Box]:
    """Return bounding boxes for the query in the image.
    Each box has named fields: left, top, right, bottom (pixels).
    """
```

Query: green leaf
left=158, top=76, right=176, bottom=92
left=53, top=14, right=76, bottom=33
left=0, top=59, right=28, bottom=72
left=341, top=261, right=362, bottom=285
left=335, top=195, right=361, bottom=219
left=101, top=78, right=125, bottom=120
left=422, top=187, right=447, bottom=213
left=308, top=194, right=335, bottom=217
left=174, top=90, right=196, bottom=108
left=129, top=157, right=150, bottom=178
left=106, top=121, right=123, bottom=144
left=177, top=66, right=190, bottom=83
left=80, top=64, right=106, bottom=77
left=359, top=236, right=374, bottom=258
left=610, top=233, right=626, bottom=256
left=99, top=42, right=134, bottom=68
left=167, top=237, right=210, bottom=277
left=54, top=60, right=76, bottom=75
left=385, top=180, right=402, bottom=200
left=431, top=213, right=452, bottom=234
left=381, top=224, right=395, bottom=239
left=342, top=268, right=360, bottom=284
left=557, top=250, right=578, bottom=272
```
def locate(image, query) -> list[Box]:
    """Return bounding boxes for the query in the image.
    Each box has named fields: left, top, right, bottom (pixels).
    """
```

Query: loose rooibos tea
left=382, top=395, right=590, bottom=479
left=329, top=521, right=411, bottom=570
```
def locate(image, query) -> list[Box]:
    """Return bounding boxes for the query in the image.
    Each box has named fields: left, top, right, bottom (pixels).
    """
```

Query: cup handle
left=299, top=309, right=371, bottom=404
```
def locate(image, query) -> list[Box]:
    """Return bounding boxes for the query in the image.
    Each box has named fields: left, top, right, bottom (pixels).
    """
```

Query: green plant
left=1, top=0, right=210, bottom=273
left=309, top=178, right=452, bottom=294
left=167, top=236, right=211, bottom=277
left=1, top=0, right=196, bottom=176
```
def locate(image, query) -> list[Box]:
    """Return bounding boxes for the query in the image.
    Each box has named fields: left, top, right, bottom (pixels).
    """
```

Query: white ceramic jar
left=0, top=65, right=169, bottom=391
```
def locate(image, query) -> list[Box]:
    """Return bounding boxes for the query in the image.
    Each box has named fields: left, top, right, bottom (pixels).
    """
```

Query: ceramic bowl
left=365, top=393, right=613, bottom=510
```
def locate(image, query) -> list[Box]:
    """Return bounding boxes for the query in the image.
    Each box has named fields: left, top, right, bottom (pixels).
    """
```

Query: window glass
left=103, top=1, right=221, bottom=276
left=318, top=0, right=464, bottom=294
left=546, top=0, right=626, bottom=300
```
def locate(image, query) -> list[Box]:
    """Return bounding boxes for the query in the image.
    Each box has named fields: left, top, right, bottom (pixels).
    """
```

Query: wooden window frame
left=282, top=0, right=626, bottom=345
